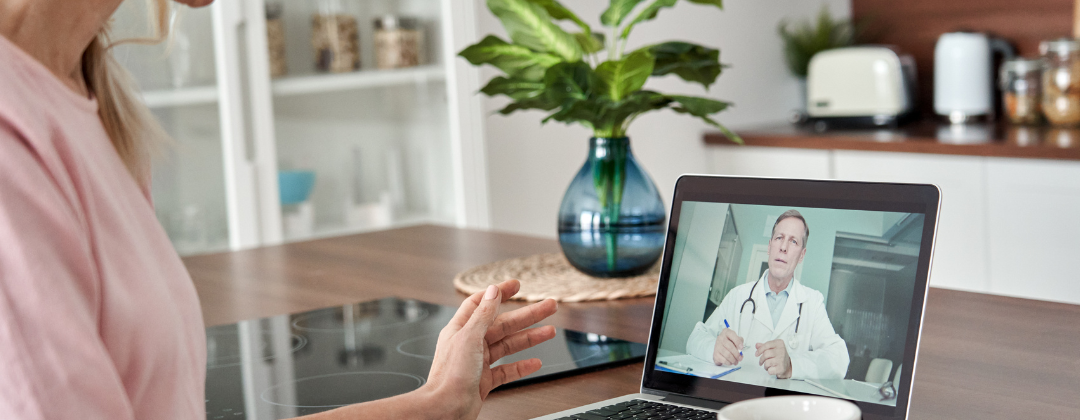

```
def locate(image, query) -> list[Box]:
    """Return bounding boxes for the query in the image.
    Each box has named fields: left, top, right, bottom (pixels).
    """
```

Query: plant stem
left=607, top=25, right=620, bottom=61
left=591, top=137, right=628, bottom=271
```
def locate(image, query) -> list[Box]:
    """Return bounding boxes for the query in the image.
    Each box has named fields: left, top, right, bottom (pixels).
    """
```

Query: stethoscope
left=738, top=278, right=804, bottom=346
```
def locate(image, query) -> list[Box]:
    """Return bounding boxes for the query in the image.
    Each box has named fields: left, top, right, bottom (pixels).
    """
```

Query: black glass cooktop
left=205, top=297, right=646, bottom=419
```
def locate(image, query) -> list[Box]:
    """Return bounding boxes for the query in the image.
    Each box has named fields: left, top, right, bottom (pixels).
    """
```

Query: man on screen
left=686, top=210, right=849, bottom=379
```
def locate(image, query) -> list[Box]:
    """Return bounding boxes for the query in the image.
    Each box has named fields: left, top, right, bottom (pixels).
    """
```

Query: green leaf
left=667, top=95, right=731, bottom=116
left=496, top=97, right=559, bottom=115
left=526, top=0, right=592, bottom=36
left=601, top=0, right=648, bottom=27
left=619, top=0, right=676, bottom=39
left=543, top=61, right=606, bottom=107
left=480, top=76, right=547, bottom=101
left=574, top=32, right=605, bottom=54
left=708, top=118, right=743, bottom=144
left=458, top=35, right=562, bottom=80
left=486, top=0, right=583, bottom=62
left=687, top=0, right=723, bottom=7
left=603, top=90, right=672, bottom=135
left=543, top=99, right=606, bottom=129
left=647, top=41, right=722, bottom=88
left=595, top=49, right=655, bottom=101
left=666, top=95, right=742, bottom=144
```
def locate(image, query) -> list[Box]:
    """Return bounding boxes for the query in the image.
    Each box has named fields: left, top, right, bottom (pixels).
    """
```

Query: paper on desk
left=656, top=354, right=739, bottom=379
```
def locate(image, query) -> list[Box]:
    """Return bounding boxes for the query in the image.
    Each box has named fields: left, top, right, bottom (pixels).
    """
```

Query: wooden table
left=183, top=225, right=1080, bottom=419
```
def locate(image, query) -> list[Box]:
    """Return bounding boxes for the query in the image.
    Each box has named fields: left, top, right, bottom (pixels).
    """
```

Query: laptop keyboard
left=556, top=399, right=716, bottom=420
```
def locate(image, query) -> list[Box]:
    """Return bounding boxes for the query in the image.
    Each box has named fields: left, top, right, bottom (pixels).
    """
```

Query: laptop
left=532, top=175, right=940, bottom=420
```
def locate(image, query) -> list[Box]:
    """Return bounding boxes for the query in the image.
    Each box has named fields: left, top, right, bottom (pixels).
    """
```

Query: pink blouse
left=0, top=36, right=206, bottom=419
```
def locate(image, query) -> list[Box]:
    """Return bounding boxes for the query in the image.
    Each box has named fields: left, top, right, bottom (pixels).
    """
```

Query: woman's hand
left=424, top=280, right=558, bottom=419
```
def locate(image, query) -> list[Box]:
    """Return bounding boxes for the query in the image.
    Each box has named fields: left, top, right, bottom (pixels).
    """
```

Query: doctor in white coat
left=686, top=210, right=849, bottom=380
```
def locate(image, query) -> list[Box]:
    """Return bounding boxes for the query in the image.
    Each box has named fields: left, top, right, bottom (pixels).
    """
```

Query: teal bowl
left=278, top=170, right=316, bottom=205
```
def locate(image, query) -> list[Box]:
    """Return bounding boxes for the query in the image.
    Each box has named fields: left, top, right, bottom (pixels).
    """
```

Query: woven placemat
left=453, top=253, right=660, bottom=302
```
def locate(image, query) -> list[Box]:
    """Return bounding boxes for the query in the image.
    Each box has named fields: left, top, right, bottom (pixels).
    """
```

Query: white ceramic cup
left=716, top=396, right=860, bottom=420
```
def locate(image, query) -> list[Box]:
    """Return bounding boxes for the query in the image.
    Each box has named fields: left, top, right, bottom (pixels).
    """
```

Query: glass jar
left=374, top=16, right=423, bottom=70
left=1040, top=38, right=1080, bottom=126
left=311, top=0, right=359, bottom=73
left=265, top=1, right=287, bottom=78
left=1000, top=58, right=1043, bottom=125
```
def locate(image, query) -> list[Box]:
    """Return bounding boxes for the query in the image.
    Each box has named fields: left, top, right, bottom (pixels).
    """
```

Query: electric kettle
left=934, top=32, right=1015, bottom=123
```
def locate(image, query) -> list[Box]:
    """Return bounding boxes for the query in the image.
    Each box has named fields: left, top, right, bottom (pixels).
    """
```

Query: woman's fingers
left=447, top=280, right=522, bottom=334
left=462, top=285, right=503, bottom=340
left=486, top=298, right=557, bottom=345
left=488, top=325, right=557, bottom=362
left=488, top=358, right=543, bottom=392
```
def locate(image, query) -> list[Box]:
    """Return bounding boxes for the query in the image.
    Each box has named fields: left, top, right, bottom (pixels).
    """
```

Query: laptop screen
left=641, top=176, right=939, bottom=420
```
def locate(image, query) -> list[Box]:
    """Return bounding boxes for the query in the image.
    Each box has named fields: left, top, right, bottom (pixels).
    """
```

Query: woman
left=0, top=0, right=558, bottom=418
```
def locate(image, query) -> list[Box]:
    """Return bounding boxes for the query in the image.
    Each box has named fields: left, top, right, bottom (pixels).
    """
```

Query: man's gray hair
left=772, top=209, right=809, bottom=245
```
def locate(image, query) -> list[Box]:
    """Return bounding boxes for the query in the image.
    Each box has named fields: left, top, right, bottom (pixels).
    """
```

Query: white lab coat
left=686, top=272, right=850, bottom=380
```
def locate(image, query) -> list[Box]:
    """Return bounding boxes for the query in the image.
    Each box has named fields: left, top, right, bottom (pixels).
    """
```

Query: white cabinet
left=832, top=151, right=989, bottom=293
left=706, top=144, right=1080, bottom=304
left=985, top=158, right=1080, bottom=303
left=113, top=0, right=488, bottom=255
left=707, top=146, right=831, bottom=179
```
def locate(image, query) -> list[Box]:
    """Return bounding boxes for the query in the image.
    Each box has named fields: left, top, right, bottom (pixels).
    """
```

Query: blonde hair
left=81, top=0, right=172, bottom=188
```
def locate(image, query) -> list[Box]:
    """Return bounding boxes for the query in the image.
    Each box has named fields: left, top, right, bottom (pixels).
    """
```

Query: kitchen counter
left=182, top=225, right=1080, bottom=419
left=703, top=120, right=1080, bottom=161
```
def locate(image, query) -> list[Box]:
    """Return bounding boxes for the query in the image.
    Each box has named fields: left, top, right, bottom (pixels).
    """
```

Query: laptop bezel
left=639, top=175, right=940, bottom=420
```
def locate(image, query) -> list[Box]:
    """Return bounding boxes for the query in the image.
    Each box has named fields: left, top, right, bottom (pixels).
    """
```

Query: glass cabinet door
left=111, top=0, right=487, bottom=254
left=262, top=0, right=457, bottom=241
left=112, top=1, right=232, bottom=255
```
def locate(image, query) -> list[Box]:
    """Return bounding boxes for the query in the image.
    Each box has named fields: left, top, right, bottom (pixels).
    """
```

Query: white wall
left=474, top=0, right=852, bottom=237
left=658, top=202, right=729, bottom=352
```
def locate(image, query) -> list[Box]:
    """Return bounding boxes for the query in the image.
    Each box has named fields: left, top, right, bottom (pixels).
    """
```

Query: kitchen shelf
left=704, top=120, right=1080, bottom=161
left=271, top=65, right=446, bottom=97
left=294, top=212, right=433, bottom=242
left=141, top=85, right=220, bottom=109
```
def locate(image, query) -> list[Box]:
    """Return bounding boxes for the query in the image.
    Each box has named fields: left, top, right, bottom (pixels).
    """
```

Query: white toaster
left=806, top=46, right=918, bottom=127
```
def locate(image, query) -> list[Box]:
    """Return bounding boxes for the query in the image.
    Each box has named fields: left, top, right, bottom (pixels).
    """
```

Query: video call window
left=653, top=202, right=924, bottom=407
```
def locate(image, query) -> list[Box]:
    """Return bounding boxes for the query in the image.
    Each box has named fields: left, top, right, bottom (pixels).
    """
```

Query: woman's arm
left=290, top=280, right=559, bottom=420
left=0, top=130, right=137, bottom=420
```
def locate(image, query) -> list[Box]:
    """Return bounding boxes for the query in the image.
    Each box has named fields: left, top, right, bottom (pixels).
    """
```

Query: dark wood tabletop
left=183, top=225, right=1080, bottom=419
left=703, top=120, right=1080, bottom=161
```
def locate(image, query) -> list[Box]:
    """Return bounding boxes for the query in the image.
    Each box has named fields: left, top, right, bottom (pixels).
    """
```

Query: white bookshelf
left=121, top=0, right=487, bottom=256
left=142, top=85, right=219, bottom=109
left=272, top=65, right=445, bottom=97
left=142, top=66, right=446, bottom=108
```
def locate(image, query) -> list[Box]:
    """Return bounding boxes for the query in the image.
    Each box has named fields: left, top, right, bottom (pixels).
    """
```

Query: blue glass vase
left=557, top=137, right=666, bottom=277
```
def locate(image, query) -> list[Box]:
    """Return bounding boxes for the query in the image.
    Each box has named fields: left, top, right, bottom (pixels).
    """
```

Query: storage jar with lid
left=311, top=0, right=360, bottom=73
left=1000, top=58, right=1043, bottom=125
left=1040, top=38, right=1080, bottom=126
left=374, top=15, right=423, bottom=70
left=265, top=1, right=287, bottom=78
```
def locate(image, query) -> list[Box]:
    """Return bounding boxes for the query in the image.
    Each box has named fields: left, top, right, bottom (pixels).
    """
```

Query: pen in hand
left=723, top=319, right=743, bottom=356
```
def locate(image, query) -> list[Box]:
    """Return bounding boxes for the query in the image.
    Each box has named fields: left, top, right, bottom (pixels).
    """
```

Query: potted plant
left=778, top=7, right=859, bottom=110
left=459, top=0, right=741, bottom=277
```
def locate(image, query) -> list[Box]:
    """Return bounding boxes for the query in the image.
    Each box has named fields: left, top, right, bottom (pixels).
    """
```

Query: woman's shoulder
left=0, top=36, right=100, bottom=148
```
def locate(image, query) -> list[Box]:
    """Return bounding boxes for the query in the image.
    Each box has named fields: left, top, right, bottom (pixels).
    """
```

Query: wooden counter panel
left=704, top=121, right=1080, bottom=161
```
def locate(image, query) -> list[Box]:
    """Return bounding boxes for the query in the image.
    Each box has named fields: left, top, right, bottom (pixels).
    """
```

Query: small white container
left=717, top=396, right=860, bottom=420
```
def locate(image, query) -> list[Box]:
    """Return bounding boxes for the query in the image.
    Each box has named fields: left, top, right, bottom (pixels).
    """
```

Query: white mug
left=716, top=396, right=860, bottom=420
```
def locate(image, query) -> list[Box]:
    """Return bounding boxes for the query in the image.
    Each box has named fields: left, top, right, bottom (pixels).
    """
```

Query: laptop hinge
left=661, top=394, right=730, bottom=411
